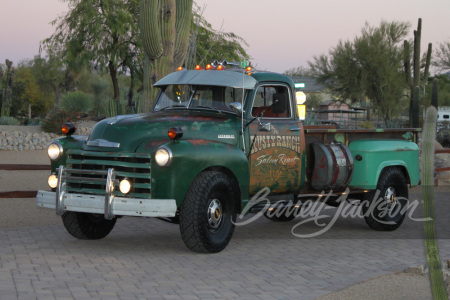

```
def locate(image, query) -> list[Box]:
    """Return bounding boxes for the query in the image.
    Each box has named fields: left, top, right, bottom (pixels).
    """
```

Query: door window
left=251, top=85, right=291, bottom=118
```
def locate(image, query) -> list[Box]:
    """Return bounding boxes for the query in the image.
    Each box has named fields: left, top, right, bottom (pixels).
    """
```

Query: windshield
left=153, top=85, right=247, bottom=113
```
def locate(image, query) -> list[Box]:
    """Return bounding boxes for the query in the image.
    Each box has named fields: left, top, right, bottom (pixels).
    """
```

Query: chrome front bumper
left=36, top=191, right=177, bottom=219
left=36, top=166, right=176, bottom=219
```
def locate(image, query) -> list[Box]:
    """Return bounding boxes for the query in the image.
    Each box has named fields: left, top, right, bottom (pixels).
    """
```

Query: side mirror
left=229, top=102, right=244, bottom=115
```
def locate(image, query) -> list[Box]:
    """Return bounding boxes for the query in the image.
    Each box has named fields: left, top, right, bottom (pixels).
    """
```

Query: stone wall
left=0, top=122, right=95, bottom=151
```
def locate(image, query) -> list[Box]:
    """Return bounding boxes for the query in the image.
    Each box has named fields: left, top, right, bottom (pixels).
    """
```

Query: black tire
left=61, top=212, right=117, bottom=239
left=362, top=167, right=408, bottom=231
left=179, top=171, right=236, bottom=253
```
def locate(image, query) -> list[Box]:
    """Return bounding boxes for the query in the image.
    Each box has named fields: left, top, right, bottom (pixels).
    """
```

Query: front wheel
left=362, top=167, right=408, bottom=231
left=61, top=212, right=117, bottom=239
left=179, top=171, right=236, bottom=253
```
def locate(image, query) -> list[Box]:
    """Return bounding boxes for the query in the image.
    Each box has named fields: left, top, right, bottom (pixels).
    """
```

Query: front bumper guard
left=36, top=166, right=176, bottom=219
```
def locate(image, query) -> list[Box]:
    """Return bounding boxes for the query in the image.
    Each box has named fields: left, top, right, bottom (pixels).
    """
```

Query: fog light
left=155, top=147, right=172, bottom=166
left=47, top=142, right=63, bottom=160
left=48, top=174, right=58, bottom=189
left=119, top=179, right=131, bottom=194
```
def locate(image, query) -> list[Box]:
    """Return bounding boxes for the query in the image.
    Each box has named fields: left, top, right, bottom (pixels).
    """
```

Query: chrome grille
left=64, top=149, right=151, bottom=199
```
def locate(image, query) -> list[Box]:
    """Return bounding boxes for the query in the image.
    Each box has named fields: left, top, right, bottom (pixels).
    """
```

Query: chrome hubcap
left=384, top=187, right=397, bottom=212
left=207, top=199, right=223, bottom=230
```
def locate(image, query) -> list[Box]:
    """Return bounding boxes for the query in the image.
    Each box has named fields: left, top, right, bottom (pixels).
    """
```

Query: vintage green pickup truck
left=36, top=62, right=420, bottom=253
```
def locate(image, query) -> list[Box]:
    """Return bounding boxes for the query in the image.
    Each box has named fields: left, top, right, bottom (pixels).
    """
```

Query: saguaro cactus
left=431, top=78, right=438, bottom=109
left=421, top=107, right=448, bottom=299
left=140, top=0, right=193, bottom=112
left=1, top=59, right=14, bottom=117
left=404, top=18, right=432, bottom=127
left=412, top=86, right=420, bottom=128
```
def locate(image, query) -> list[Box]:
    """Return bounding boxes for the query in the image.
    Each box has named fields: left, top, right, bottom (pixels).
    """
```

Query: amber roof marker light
left=168, top=127, right=183, bottom=140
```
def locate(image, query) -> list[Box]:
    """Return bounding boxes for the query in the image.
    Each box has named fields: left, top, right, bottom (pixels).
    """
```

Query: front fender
left=146, top=140, right=249, bottom=207
left=49, top=135, right=89, bottom=172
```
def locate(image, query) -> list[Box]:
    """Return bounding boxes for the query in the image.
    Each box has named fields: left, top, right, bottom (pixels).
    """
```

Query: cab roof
left=153, top=69, right=295, bottom=90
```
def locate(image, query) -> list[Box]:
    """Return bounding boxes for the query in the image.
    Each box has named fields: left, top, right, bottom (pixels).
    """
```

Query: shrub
left=59, top=91, right=93, bottom=114
left=437, top=121, right=450, bottom=148
left=358, top=120, right=376, bottom=129
left=41, top=110, right=80, bottom=134
left=0, top=116, right=20, bottom=125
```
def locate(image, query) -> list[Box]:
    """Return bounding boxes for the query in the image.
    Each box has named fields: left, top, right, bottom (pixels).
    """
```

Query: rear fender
left=348, top=140, right=420, bottom=189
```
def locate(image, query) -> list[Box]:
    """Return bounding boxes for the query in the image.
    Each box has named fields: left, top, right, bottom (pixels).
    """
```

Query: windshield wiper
left=158, top=105, right=187, bottom=111
left=189, top=105, right=223, bottom=113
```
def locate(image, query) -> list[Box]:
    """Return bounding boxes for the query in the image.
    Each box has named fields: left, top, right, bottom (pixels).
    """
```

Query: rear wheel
left=61, top=212, right=117, bottom=239
left=179, top=171, right=236, bottom=253
left=362, top=167, right=408, bottom=231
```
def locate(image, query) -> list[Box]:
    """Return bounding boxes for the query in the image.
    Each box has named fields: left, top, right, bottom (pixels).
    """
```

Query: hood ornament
left=87, top=139, right=120, bottom=148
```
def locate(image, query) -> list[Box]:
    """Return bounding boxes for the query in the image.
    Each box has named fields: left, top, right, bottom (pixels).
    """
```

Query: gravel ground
left=0, top=150, right=448, bottom=299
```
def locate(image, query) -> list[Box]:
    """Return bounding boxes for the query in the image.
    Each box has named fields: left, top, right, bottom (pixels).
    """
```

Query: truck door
left=248, top=84, right=303, bottom=195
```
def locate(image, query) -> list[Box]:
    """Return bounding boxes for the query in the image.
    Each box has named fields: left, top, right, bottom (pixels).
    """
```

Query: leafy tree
left=11, top=67, right=51, bottom=117
left=26, top=54, right=65, bottom=107
left=283, top=66, right=313, bottom=77
left=184, top=4, right=250, bottom=69
left=434, top=40, right=450, bottom=72
left=305, top=93, right=323, bottom=110
left=43, top=1, right=250, bottom=113
left=309, top=21, right=410, bottom=125
left=42, top=0, right=142, bottom=101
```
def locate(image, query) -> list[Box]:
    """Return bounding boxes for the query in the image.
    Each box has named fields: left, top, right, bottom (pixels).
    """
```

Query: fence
left=0, top=164, right=50, bottom=198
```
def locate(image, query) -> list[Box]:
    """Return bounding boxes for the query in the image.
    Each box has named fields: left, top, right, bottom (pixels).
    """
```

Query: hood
left=84, top=110, right=241, bottom=152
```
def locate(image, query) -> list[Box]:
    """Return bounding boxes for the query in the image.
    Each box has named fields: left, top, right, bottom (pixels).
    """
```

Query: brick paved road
left=0, top=189, right=449, bottom=300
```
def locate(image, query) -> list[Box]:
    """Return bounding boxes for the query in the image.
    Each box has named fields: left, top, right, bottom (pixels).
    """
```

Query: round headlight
left=119, top=179, right=132, bottom=194
left=155, top=147, right=172, bottom=167
left=47, top=142, right=63, bottom=160
left=48, top=174, right=58, bottom=189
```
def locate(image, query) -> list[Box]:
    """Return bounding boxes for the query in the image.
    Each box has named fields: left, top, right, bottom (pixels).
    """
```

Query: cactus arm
left=140, top=0, right=163, bottom=59
left=413, top=19, right=422, bottom=87
left=431, top=78, right=438, bottom=109
left=412, top=86, right=420, bottom=128
left=421, top=43, right=432, bottom=87
left=160, top=0, right=176, bottom=60
left=173, top=0, right=193, bottom=68
left=404, top=40, right=413, bottom=86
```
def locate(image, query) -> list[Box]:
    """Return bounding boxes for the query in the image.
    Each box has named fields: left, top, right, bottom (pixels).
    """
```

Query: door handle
left=259, top=122, right=271, bottom=131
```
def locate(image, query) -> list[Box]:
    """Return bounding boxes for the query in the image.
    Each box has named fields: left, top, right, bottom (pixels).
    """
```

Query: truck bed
left=302, top=126, right=421, bottom=193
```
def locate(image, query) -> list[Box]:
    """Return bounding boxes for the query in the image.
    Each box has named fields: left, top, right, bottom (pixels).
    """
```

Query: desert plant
left=411, top=86, right=420, bottom=128
left=0, top=116, right=20, bottom=125
left=41, top=109, right=80, bottom=134
left=431, top=78, right=438, bottom=109
left=91, top=78, right=109, bottom=116
left=358, top=120, right=375, bottom=129
left=436, top=121, right=450, bottom=148
left=59, top=91, right=93, bottom=114
left=404, top=18, right=432, bottom=126
left=140, top=0, right=193, bottom=111
left=421, top=107, right=448, bottom=299
left=1, top=59, right=14, bottom=117
left=303, top=111, right=318, bottom=125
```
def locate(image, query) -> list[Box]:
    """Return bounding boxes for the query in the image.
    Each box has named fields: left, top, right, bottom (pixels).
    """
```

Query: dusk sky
left=1, top=0, right=449, bottom=74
